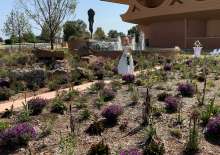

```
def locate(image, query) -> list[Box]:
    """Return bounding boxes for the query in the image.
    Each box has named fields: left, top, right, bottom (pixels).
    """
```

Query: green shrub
left=0, top=87, right=12, bottom=101
left=61, top=90, right=79, bottom=101
left=79, top=109, right=91, bottom=121
left=0, top=121, right=10, bottom=132
left=48, top=80, right=60, bottom=91
left=51, top=98, right=67, bottom=114
left=87, top=141, right=110, bottom=155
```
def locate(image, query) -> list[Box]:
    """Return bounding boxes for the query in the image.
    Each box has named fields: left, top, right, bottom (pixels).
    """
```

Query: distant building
left=102, top=0, right=220, bottom=49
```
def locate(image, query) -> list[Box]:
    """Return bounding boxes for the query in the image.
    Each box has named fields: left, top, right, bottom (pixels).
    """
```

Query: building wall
left=141, top=19, right=220, bottom=49
left=141, top=20, right=185, bottom=48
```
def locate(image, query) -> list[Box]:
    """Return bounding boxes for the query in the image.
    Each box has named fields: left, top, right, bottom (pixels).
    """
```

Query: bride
left=117, top=37, right=134, bottom=75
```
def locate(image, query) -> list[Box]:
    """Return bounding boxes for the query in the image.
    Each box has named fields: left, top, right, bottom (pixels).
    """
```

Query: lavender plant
left=164, top=96, right=179, bottom=113
left=177, top=83, right=195, bottom=97
left=27, top=98, right=48, bottom=115
left=0, top=123, right=36, bottom=149
left=101, top=105, right=123, bottom=124
left=119, top=148, right=142, bottom=155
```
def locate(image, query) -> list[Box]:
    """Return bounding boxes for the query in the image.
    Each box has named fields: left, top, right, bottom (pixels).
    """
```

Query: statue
left=117, top=37, right=134, bottom=75
left=193, top=40, right=202, bottom=58
left=88, top=9, right=95, bottom=39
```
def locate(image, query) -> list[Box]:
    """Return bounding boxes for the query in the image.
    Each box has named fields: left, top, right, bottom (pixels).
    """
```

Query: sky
left=0, top=0, right=134, bottom=39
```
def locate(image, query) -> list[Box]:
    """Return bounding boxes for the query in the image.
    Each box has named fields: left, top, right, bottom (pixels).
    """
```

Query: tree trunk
left=50, top=39, right=54, bottom=50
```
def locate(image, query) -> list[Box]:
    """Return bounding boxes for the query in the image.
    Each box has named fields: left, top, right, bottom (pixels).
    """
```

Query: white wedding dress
left=117, top=46, right=134, bottom=75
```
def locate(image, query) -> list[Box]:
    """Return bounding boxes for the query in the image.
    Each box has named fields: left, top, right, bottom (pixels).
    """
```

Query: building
left=102, top=0, right=220, bottom=49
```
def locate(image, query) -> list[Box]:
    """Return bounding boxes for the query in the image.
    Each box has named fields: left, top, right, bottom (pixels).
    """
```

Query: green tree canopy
left=128, top=26, right=139, bottom=37
left=22, top=32, right=36, bottom=43
left=94, top=27, right=106, bottom=40
left=108, top=30, right=125, bottom=39
left=63, top=20, right=87, bottom=41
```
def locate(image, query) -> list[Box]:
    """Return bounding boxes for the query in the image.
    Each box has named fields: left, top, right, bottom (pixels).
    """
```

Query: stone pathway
left=0, top=67, right=161, bottom=113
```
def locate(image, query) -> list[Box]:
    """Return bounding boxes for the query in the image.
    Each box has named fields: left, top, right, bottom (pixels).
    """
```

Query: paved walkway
left=0, top=67, right=161, bottom=113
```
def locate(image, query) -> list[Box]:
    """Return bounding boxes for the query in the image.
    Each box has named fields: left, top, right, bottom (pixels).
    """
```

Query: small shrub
left=130, top=86, right=140, bottom=104
left=61, top=90, right=79, bottom=101
left=0, top=123, right=36, bottom=149
left=201, top=98, right=220, bottom=125
left=163, top=63, right=172, bottom=71
left=94, top=93, right=105, bottom=109
left=111, top=80, right=122, bottom=92
left=48, top=80, right=59, bottom=91
left=39, top=117, right=56, bottom=138
left=170, top=128, right=182, bottom=139
left=51, top=98, right=67, bottom=114
left=17, top=110, right=31, bottom=123
left=87, top=141, right=110, bottom=155
left=0, top=121, right=10, bottom=132
left=164, top=96, right=179, bottom=113
left=157, top=92, right=170, bottom=102
left=27, top=98, right=48, bottom=115
left=85, top=120, right=104, bottom=136
left=79, top=109, right=91, bottom=121
left=17, top=102, right=31, bottom=123
left=112, top=67, right=118, bottom=74
left=90, top=81, right=105, bottom=92
left=1, top=105, right=14, bottom=118
left=122, top=74, right=135, bottom=83
left=185, top=110, right=200, bottom=153
left=119, top=148, right=142, bottom=155
left=144, top=137, right=165, bottom=155
left=59, top=133, right=76, bottom=155
left=185, top=59, right=193, bottom=67
left=101, top=88, right=116, bottom=102
left=0, top=87, right=12, bottom=101
left=205, top=115, right=220, bottom=138
left=177, top=83, right=195, bottom=97
left=119, top=120, right=128, bottom=132
left=101, top=105, right=123, bottom=123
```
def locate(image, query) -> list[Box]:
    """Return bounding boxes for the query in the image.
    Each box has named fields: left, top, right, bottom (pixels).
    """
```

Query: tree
left=108, top=30, right=125, bottom=39
left=128, top=26, right=140, bottom=43
left=23, top=32, right=36, bottom=43
left=63, top=20, right=87, bottom=41
left=88, top=9, right=95, bottom=39
left=94, top=27, right=106, bottom=40
left=3, top=10, right=31, bottom=47
left=19, top=0, right=76, bottom=50
left=0, top=37, right=3, bottom=42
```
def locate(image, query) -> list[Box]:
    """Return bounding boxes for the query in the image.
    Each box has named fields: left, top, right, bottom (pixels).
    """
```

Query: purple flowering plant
left=164, top=96, right=179, bottom=113
left=28, top=98, right=48, bottom=115
left=0, top=123, right=36, bottom=148
left=122, top=74, right=135, bottom=83
left=205, top=115, right=220, bottom=137
left=120, top=148, right=142, bottom=155
left=177, top=83, right=195, bottom=97
left=101, top=105, right=123, bottom=123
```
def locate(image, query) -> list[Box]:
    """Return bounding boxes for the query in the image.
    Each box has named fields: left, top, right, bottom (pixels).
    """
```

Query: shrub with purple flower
left=185, top=59, right=193, bottom=67
left=112, top=67, right=118, bottom=74
left=101, top=105, right=123, bottom=123
left=0, top=123, right=36, bottom=149
left=177, top=83, right=195, bottom=97
left=120, top=148, right=142, bottom=155
left=101, top=88, right=116, bottom=102
left=163, top=63, right=172, bottom=71
left=164, top=96, right=179, bottom=113
left=205, top=115, right=220, bottom=137
left=28, top=98, right=48, bottom=115
left=122, top=74, right=135, bottom=83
